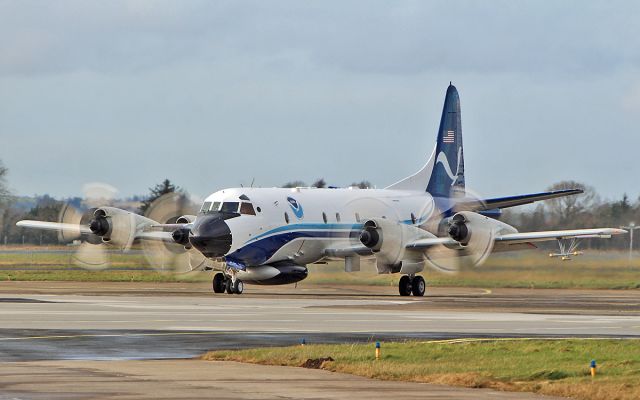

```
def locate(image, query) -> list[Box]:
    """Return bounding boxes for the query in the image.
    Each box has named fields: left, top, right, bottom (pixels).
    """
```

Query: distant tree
left=0, top=160, right=12, bottom=243
left=351, top=180, right=372, bottom=189
left=0, top=160, right=10, bottom=205
left=543, top=181, right=598, bottom=228
left=281, top=181, right=306, bottom=188
left=138, top=179, right=182, bottom=215
left=19, top=196, right=63, bottom=244
left=311, top=178, right=326, bottom=188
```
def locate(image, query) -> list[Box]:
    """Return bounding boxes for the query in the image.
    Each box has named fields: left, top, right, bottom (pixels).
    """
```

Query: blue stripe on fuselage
left=228, top=229, right=354, bottom=266
left=230, top=217, right=429, bottom=266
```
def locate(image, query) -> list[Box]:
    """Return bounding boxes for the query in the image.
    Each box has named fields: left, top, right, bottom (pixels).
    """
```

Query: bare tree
left=351, top=180, right=372, bottom=189
left=0, top=160, right=10, bottom=205
left=544, top=181, right=599, bottom=228
left=281, top=181, right=306, bottom=188
left=311, top=178, right=326, bottom=188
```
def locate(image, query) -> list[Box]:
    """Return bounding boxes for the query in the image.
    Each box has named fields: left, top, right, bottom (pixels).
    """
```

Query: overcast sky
left=1, top=1, right=639, bottom=201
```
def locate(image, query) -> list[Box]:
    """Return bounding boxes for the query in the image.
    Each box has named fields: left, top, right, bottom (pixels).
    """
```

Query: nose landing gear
left=399, top=275, right=426, bottom=297
left=212, top=272, right=244, bottom=295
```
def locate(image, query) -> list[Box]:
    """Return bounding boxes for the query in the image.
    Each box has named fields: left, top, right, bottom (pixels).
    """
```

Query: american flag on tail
left=443, top=130, right=455, bottom=143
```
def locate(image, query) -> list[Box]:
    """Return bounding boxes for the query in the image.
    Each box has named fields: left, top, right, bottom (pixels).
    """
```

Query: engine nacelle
left=447, top=211, right=517, bottom=246
left=169, top=215, right=196, bottom=247
left=359, top=218, right=431, bottom=267
left=176, top=215, right=196, bottom=224
left=89, top=207, right=155, bottom=250
left=237, top=262, right=308, bottom=285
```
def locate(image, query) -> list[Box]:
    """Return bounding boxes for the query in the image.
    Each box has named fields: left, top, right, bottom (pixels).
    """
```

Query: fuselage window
left=336, top=212, right=341, bottom=222
left=355, top=212, right=361, bottom=222
left=240, top=202, right=256, bottom=215
left=284, top=212, right=290, bottom=224
left=221, top=202, right=239, bottom=213
left=322, top=212, right=327, bottom=224
left=200, top=202, right=212, bottom=213
left=411, top=213, right=417, bottom=224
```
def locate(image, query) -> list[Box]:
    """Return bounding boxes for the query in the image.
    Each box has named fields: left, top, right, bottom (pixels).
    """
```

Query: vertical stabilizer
left=386, top=83, right=465, bottom=198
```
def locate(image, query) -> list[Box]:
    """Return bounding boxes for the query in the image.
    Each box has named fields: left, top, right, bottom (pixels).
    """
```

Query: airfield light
left=590, top=360, right=597, bottom=377
left=620, top=222, right=640, bottom=268
left=375, top=342, right=381, bottom=360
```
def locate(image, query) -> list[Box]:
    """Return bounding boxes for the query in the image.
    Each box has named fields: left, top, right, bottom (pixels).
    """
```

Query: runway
left=0, top=283, right=637, bottom=399
left=0, top=282, right=639, bottom=361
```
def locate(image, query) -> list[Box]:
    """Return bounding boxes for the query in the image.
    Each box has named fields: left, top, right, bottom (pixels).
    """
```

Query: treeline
left=501, top=181, right=636, bottom=250
left=0, top=177, right=183, bottom=245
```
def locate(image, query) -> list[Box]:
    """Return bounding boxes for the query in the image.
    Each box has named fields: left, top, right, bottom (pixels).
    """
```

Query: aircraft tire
left=225, top=279, right=234, bottom=294
left=233, top=280, right=244, bottom=295
left=411, top=276, right=426, bottom=297
left=399, top=275, right=412, bottom=296
left=212, top=273, right=226, bottom=293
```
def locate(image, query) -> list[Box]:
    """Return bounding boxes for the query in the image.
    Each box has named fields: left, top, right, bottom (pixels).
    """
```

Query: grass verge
left=201, top=339, right=640, bottom=400
left=2, top=248, right=640, bottom=289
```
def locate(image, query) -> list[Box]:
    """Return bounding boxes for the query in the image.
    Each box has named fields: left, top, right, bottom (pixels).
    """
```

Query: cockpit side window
left=240, top=202, right=256, bottom=215
left=221, top=202, right=239, bottom=213
left=200, top=202, right=212, bottom=213
left=210, top=202, right=221, bottom=212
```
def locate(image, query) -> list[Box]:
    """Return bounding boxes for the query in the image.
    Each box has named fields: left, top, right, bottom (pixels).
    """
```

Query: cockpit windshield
left=200, top=202, right=212, bottom=213
left=200, top=200, right=254, bottom=216
left=240, top=202, right=256, bottom=215
left=220, top=202, right=239, bottom=213
left=200, top=201, right=221, bottom=214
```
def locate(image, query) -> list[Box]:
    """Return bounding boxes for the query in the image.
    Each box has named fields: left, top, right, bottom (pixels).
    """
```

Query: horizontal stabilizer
left=458, top=189, right=583, bottom=211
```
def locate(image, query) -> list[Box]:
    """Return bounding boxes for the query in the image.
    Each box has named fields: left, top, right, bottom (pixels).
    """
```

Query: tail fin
left=386, top=83, right=465, bottom=198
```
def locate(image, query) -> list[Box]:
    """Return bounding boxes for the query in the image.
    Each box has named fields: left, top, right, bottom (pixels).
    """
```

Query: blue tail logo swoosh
left=287, top=197, right=304, bottom=219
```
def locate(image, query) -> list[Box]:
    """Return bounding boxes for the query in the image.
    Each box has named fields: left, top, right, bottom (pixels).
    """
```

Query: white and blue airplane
left=17, top=84, right=626, bottom=296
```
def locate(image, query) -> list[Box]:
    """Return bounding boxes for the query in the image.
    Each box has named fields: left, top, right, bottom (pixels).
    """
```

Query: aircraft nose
left=189, top=215, right=232, bottom=257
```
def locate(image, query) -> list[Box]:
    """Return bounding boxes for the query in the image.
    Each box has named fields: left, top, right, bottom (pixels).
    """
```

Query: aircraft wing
left=324, top=244, right=374, bottom=257
left=136, top=231, right=175, bottom=242
left=16, top=220, right=176, bottom=242
left=16, top=220, right=93, bottom=234
left=456, top=189, right=583, bottom=211
left=405, top=227, right=626, bottom=249
left=405, top=237, right=458, bottom=249
left=494, top=228, right=627, bottom=244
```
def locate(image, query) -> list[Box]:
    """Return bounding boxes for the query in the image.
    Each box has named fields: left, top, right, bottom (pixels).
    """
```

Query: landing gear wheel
left=232, top=280, right=244, bottom=295
left=212, top=273, right=226, bottom=293
left=399, top=275, right=412, bottom=296
left=411, top=276, right=426, bottom=297
left=225, top=279, right=234, bottom=294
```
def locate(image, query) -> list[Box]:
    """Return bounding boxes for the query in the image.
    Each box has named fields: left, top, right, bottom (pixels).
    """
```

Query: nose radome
left=189, top=215, right=232, bottom=257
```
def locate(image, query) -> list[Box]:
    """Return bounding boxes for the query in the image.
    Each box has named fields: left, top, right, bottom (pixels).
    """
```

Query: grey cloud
left=2, top=1, right=639, bottom=78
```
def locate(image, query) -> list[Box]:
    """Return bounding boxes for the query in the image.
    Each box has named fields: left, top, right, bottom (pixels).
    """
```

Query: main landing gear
left=399, top=275, right=425, bottom=297
left=212, top=272, right=244, bottom=295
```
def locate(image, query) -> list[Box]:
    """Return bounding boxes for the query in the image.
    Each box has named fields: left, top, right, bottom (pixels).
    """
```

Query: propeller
left=422, top=188, right=496, bottom=274
left=57, top=182, right=121, bottom=270
left=140, top=192, right=209, bottom=274
left=331, top=193, right=405, bottom=273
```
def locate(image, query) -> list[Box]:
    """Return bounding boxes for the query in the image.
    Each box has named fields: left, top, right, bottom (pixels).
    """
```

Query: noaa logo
left=287, top=197, right=304, bottom=219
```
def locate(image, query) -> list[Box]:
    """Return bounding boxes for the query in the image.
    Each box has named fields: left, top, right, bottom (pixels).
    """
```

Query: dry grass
left=2, top=246, right=640, bottom=289
left=202, top=339, right=640, bottom=400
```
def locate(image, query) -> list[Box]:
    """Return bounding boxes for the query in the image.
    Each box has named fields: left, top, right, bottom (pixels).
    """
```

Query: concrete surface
left=0, top=360, right=566, bottom=400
